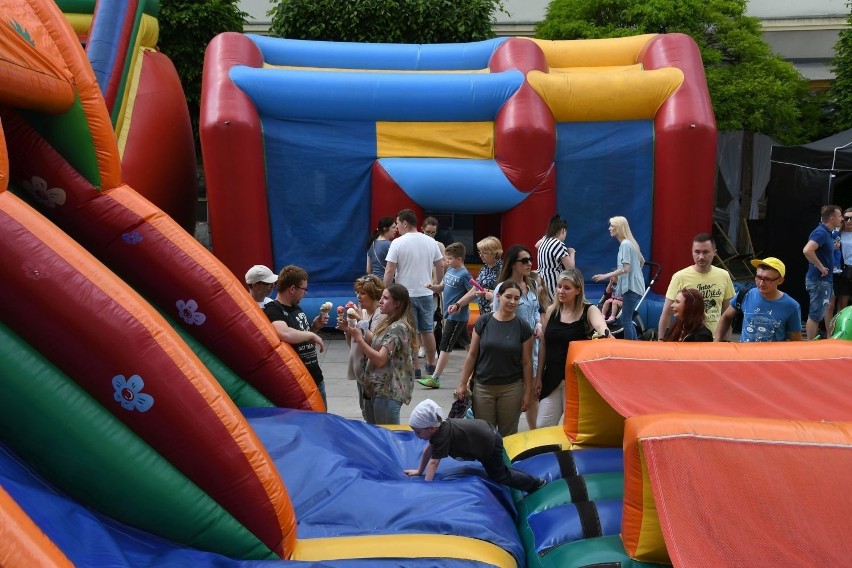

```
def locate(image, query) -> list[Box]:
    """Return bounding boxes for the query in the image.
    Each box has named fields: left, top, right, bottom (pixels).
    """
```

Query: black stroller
left=599, top=261, right=662, bottom=340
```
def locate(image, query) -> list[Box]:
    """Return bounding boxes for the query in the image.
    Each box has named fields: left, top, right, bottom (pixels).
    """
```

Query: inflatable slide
left=201, top=33, right=716, bottom=315
left=504, top=339, right=852, bottom=567
left=58, top=0, right=197, bottom=231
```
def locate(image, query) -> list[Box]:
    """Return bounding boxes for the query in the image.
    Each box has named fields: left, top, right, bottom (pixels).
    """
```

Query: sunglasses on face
left=516, top=257, right=532, bottom=265
left=844, top=216, right=852, bottom=222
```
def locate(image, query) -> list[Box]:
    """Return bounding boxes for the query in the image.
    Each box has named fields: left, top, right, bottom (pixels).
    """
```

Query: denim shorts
left=409, top=295, right=434, bottom=333
left=805, top=278, right=833, bottom=321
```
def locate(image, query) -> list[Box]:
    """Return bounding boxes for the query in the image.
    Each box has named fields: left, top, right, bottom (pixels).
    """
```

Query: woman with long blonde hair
left=536, top=269, right=609, bottom=427
left=592, top=216, right=645, bottom=339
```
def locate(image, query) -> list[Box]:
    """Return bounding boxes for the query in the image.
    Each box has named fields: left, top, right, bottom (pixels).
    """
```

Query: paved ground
left=317, top=331, right=530, bottom=432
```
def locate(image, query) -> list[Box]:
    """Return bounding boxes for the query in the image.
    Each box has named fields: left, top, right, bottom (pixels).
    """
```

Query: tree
left=536, top=0, right=827, bottom=145
left=158, top=0, right=248, bottom=152
left=830, top=1, right=852, bottom=132
left=268, top=0, right=506, bottom=43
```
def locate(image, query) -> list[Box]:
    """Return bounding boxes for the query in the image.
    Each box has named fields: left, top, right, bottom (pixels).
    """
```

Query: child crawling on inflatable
left=404, top=399, right=546, bottom=493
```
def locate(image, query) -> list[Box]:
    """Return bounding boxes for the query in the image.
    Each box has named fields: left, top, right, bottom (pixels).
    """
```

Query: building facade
left=240, top=0, right=848, bottom=85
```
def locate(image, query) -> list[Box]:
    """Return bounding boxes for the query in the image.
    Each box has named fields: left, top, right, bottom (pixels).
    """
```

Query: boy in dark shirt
left=403, top=399, right=545, bottom=493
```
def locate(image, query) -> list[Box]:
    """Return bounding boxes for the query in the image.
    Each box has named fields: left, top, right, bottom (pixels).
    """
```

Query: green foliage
left=158, top=0, right=248, bottom=150
left=830, top=1, right=852, bottom=131
left=536, top=0, right=829, bottom=144
left=268, top=0, right=506, bottom=43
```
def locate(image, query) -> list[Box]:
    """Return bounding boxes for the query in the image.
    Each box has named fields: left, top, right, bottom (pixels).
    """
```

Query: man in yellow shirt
left=657, top=233, right=735, bottom=338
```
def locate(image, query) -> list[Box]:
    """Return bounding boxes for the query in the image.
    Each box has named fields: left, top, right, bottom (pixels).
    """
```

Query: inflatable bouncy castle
left=201, top=33, right=716, bottom=314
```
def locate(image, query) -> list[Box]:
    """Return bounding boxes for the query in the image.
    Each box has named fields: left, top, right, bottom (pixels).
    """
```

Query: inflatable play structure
left=58, top=0, right=196, bottom=231
left=201, top=32, right=716, bottom=315
left=4, top=2, right=852, bottom=566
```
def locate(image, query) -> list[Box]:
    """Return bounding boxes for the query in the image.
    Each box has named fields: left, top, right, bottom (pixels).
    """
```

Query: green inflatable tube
left=0, top=323, right=276, bottom=560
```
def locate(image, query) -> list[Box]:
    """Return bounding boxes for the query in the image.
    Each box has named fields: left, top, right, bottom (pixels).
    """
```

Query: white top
left=385, top=232, right=442, bottom=297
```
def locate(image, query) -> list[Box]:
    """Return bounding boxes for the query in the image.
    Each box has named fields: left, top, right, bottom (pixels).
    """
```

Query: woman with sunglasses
left=835, top=208, right=852, bottom=316
left=456, top=281, right=534, bottom=437
left=592, top=216, right=646, bottom=340
left=661, top=288, right=712, bottom=342
left=343, top=283, right=417, bottom=424
left=492, top=245, right=543, bottom=428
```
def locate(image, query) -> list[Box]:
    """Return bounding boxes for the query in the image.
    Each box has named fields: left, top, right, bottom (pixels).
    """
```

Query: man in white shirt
left=384, top=209, right=445, bottom=376
left=657, top=233, right=735, bottom=339
left=245, top=264, right=277, bottom=308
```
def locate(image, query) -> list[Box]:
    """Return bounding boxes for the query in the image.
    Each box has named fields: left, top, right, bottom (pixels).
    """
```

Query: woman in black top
left=456, top=280, right=533, bottom=437
left=536, top=269, right=610, bottom=428
left=662, top=288, right=713, bottom=342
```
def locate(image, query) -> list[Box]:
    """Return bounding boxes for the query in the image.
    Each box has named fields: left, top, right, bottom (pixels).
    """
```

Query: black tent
left=764, top=129, right=852, bottom=320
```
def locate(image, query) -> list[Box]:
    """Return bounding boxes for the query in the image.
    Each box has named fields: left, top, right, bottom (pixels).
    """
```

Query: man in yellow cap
left=714, top=257, right=802, bottom=342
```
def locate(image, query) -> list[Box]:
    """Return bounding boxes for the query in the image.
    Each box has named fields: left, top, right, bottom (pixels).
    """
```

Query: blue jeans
left=409, top=295, right=434, bottom=333
left=366, top=396, right=402, bottom=425
left=619, top=290, right=641, bottom=340
left=805, top=278, right=833, bottom=322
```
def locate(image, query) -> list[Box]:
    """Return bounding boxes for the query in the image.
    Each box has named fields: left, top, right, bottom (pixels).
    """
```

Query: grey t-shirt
left=473, top=314, right=532, bottom=385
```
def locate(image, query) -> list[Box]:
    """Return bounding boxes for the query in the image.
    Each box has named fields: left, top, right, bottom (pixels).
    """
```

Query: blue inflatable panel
left=84, top=0, right=128, bottom=98
left=249, top=35, right=509, bottom=70
left=244, top=408, right=525, bottom=564
left=0, top=440, right=505, bottom=567
left=528, top=500, right=623, bottom=556
left=262, top=118, right=374, bottom=285
left=378, top=158, right=527, bottom=213
left=554, top=121, right=654, bottom=278
left=514, top=448, right=623, bottom=480
left=232, top=67, right=523, bottom=122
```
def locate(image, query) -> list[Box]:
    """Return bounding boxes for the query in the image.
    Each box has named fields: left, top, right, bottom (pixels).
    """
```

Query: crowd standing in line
left=536, top=268, right=610, bottom=428
left=592, top=216, right=646, bottom=340
left=249, top=201, right=852, bottom=438
left=657, top=233, right=734, bottom=340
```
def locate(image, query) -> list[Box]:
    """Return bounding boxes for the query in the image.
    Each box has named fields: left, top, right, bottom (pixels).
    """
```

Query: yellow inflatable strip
left=527, top=67, right=683, bottom=122
left=523, top=35, right=656, bottom=67
left=503, top=425, right=573, bottom=460
left=263, top=64, right=489, bottom=74
left=377, top=121, right=493, bottom=158
left=292, top=534, right=516, bottom=567
left=549, top=64, right=643, bottom=74
left=63, top=13, right=92, bottom=37
left=114, top=13, right=158, bottom=138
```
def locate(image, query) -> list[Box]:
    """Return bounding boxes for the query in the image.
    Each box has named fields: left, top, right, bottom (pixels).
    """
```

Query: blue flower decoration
left=112, top=374, right=154, bottom=412
left=176, top=299, right=207, bottom=325
left=122, top=231, right=143, bottom=245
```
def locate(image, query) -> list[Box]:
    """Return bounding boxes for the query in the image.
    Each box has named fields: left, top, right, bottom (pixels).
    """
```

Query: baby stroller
left=599, top=261, right=661, bottom=340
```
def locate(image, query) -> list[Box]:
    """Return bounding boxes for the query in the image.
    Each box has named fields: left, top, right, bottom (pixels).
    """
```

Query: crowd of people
left=244, top=205, right=852, bottom=437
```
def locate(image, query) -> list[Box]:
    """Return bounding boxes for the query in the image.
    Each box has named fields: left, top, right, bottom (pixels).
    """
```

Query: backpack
left=731, top=287, right=751, bottom=334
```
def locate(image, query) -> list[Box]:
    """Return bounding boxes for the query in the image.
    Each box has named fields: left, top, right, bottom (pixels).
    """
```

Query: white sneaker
left=418, top=346, right=426, bottom=358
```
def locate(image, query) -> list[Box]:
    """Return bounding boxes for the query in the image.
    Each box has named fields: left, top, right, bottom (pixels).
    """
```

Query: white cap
left=245, top=265, right=278, bottom=285
left=409, top=399, right=443, bottom=429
